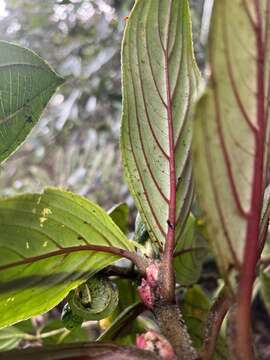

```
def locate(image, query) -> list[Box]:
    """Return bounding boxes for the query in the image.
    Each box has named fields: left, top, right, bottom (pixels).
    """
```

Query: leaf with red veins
left=193, top=0, right=270, bottom=275
left=121, top=0, right=200, bottom=249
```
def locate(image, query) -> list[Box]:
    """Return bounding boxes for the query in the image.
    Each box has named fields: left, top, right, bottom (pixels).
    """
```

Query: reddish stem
left=235, top=1, right=266, bottom=358
left=200, top=289, right=231, bottom=360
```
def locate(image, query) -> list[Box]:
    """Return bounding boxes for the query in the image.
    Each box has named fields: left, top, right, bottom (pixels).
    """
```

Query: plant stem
left=23, top=328, right=69, bottom=341
left=200, top=288, right=230, bottom=360
left=234, top=2, right=266, bottom=358
left=154, top=303, right=197, bottom=360
left=2, top=343, right=160, bottom=360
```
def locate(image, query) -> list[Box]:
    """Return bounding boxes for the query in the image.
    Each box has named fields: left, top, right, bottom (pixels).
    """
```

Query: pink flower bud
left=136, top=331, right=175, bottom=360
left=138, top=278, right=153, bottom=309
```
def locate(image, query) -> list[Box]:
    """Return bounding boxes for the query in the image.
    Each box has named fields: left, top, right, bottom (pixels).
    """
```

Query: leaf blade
left=121, top=0, right=200, bottom=248
left=0, top=188, right=135, bottom=328
left=0, top=41, right=64, bottom=164
left=193, top=1, right=270, bottom=273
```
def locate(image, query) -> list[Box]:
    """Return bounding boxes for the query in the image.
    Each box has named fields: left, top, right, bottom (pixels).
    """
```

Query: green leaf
left=0, top=326, right=26, bottom=351
left=0, top=41, right=64, bottom=164
left=108, top=203, right=129, bottom=234
left=98, top=302, right=142, bottom=344
left=173, top=215, right=208, bottom=286
left=260, top=269, right=270, bottom=315
left=180, top=286, right=227, bottom=359
left=193, top=1, right=270, bottom=273
left=41, top=320, right=89, bottom=346
left=121, top=0, right=200, bottom=248
left=0, top=188, right=135, bottom=329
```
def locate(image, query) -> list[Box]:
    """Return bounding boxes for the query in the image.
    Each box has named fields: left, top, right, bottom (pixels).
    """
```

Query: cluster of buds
left=138, top=262, right=161, bottom=309
left=136, top=330, right=175, bottom=360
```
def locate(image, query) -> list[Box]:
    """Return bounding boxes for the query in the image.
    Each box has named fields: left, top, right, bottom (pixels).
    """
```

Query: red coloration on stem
left=136, top=330, right=175, bottom=360
left=235, top=1, right=267, bottom=359
left=162, top=0, right=177, bottom=304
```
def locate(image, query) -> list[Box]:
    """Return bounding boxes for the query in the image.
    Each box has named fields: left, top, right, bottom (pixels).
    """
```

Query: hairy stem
left=200, top=288, right=231, bottom=360
left=154, top=303, right=197, bottom=360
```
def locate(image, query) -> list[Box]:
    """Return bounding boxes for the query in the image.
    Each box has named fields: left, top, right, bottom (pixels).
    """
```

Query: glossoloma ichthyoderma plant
left=0, top=1, right=269, bottom=359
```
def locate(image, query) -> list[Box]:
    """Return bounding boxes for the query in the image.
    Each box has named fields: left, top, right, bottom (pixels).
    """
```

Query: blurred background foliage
left=0, top=0, right=205, bottom=213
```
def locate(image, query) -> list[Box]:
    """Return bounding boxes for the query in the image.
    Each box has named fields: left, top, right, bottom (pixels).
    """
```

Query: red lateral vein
left=264, top=1, right=270, bottom=57
left=157, top=0, right=165, bottom=53
left=145, top=18, right=167, bottom=109
left=176, top=152, right=192, bottom=191
left=223, top=14, right=258, bottom=135
left=168, top=0, right=180, bottom=59
left=132, top=27, right=170, bottom=204
left=125, top=27, right=166, bottom=238
left=242, top=0, right=257, bottom=30
left=201, top=119, right=240, bottom=268
left=211, top=72, right=250, bottom=219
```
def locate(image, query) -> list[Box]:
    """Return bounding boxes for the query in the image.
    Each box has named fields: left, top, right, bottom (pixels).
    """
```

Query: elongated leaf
left=0, top=41, right=64, bottom=164
left=0, top=188, right=135, bottom=329
left=121, top=0, right=200, bottom=248
left=193, top=1, right=270, bottom=273
left=173, top=215, right=208, bottom=286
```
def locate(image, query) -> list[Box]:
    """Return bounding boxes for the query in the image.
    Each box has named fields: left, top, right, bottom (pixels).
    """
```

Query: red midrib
left=162, top=0, right=177, bottom=303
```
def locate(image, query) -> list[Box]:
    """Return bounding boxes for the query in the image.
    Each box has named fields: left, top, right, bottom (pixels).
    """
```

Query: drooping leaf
left=180, top=286, right=227, bottom=359
left=193, top=1, right=270, bottom=273
left=173, top=215, right=208, bottom=286
left=108, top=203, right=129, bottom=234
left=0, top=41, right=64, bottom=164
left=121, top=0, right=200, bottom=248
left=0, top=188, right=136, bottom=328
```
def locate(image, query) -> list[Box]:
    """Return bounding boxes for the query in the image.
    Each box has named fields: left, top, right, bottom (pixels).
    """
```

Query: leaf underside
left=0, top=188, right=135, bottom=328
left=180, top=286, right=227, bottom=359
left=173, top=215, right=208, bottom=286
left=0, top=41, right=63, bottom=164
left=121, top=0, right=200, bottom=248
left=193, top=0, right=270, bottom=273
